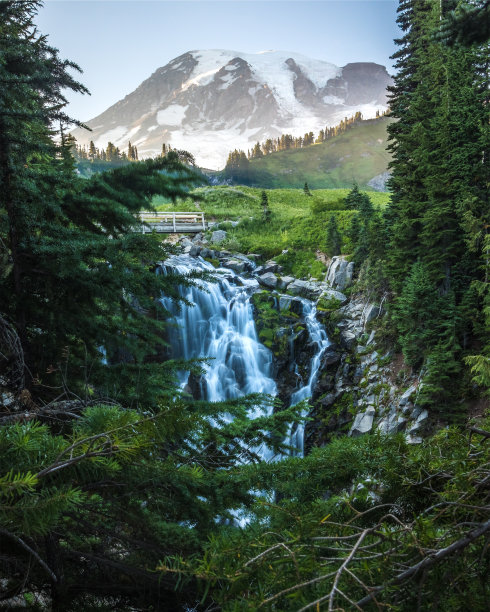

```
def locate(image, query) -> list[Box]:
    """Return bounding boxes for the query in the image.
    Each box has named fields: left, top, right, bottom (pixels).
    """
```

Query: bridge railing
left=139, top=211, right=206, bottom=233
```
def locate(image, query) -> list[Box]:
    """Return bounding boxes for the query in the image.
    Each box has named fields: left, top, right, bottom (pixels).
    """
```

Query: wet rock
left=200, top=248, right=214, bottom=259
left=322, top=346, right=342, bottom=366
left=211, top=230, right=227, bottom=244
left=258, top=272, right=278, bottom=289
left=225, top=259, right=247, bottom=274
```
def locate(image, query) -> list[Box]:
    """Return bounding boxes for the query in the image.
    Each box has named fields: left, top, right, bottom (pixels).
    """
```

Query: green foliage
left=325, top=214, right=342, bottom=257
left=239, top=117, right=394, bottom=189
left=183, top=425, right=490, bottom=611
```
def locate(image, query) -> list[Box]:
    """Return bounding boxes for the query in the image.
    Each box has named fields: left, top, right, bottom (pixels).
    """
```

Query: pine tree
left=261, top=190, right=271, bottom=222
left=303, top=182, right=312, bottom=196
left=325, top=215, right=342, bottom=257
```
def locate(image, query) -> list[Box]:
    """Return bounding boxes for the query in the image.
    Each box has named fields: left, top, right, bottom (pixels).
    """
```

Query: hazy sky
left=36, top=0, right=400, bottom=122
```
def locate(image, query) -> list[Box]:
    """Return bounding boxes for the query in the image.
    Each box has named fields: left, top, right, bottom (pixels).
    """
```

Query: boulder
left=350, top=407, right=375, bottom=436
left=408, top=409, right=429, bottom=434
left=211, top=229, right=227, bottom=244
left=287, top=279, right=309, bottom=296
left=322, top=346, right=342, bottom=366
left=278, top=276, right=295, bottom=290
left=362, top=303, right=384, bottom=326
left=200, top=248, right=214, bottom=259
left=399, top=383, right=418, bottom=407
left=325, top=256, right=354, bottom=290
left=225, top=259, right=247, bottom=274
left=319, top=393, right=336, bottom=407
left=258, top=272, right=278, bottom=289
left=340, top=330, right=356, bottom=351
left=189, top=245, right=201, bottom=257
left=319, top=288, right=348, bottom=307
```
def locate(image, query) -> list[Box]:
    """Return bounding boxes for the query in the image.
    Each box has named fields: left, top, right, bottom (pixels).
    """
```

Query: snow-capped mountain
left=72, top=49, right=392, bottom=169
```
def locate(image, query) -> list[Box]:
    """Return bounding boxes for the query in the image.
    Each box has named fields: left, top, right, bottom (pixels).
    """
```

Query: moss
left=317, top=296, right=342, bottom=311
left=203, top=257, right=220, bottom=268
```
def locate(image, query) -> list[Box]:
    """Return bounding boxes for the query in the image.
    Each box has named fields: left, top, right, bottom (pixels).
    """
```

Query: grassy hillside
left=241, top=116, right=393, bottom=189
left=154, top=186, right=390, bottom=278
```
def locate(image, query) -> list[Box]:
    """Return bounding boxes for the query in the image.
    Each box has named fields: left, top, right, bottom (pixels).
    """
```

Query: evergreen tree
left=303, top=182, right=312, bottom=196
left=261, top=190, right=271, bottom=222
left=344, top=183, right=372, bottom=211
left=325, top=214, right=342, bottom=256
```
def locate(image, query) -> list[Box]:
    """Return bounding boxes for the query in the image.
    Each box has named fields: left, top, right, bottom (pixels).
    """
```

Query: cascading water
left=159, top=254, right=276, bottom=416
left=160, top=253, right=329, bottom=457
left=288, top=300, right=330, bottom=455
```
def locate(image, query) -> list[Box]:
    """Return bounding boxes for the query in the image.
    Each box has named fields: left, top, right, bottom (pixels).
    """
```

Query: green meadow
left=243, top=116, right=394, bottom=189
left=153, top=186, right=390, bottom=277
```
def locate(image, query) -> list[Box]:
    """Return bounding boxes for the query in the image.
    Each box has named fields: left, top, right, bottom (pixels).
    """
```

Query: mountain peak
left=72, top=49, right=392, bottom=169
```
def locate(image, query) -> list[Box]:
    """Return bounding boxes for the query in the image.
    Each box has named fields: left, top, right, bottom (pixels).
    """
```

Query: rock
left=350, top=407, right=375, bottom=436
left=368, top=171, right=391, bottom=192
left=325, top=256, right=354, bottom=291
left=319, top=288, right=348, bottom=307
left=362, top=303, right=382, bottom=325
left=200, top=248, right=214, bottom=259
left=322, top=347, right=341, bottom=366
left=182, top=245, right=192, bottom=254
left=192, top=232, right=204, bottom=243
left=366, top=330, right=376, bottom=345
left=258, top=272, right=278, bottom=289
left=353, top=366, right=364, bottom=384
left=378, top=413, right=407, bottom=435
left=1, top=391, right=16, bottom=408
left=189, top=245, right=201, bottom=257
left=278, top=276, right=295, bottom=290
left=211, top=230, right=227, bottom=244
left=320, top=393, right=336, bottom=407
left=287, top=279, right=309, bottom=296
left=340, top=330, right=356, bottom=351
left=399, top=383, right=418, bottom=407
left=180, top=237, right=193, bottom=248
left=225, top=259, right=246, bottom=274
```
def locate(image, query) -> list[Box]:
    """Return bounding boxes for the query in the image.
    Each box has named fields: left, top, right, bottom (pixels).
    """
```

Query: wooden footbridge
left=139, top=212, right=206, bottom=234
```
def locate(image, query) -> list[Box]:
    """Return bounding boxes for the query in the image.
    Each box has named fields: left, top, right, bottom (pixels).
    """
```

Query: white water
left=160, top=254, right=328, bottom=456
left=288, top=300, right=330, bottom=455
left=159, top=254, right=276, bottom=409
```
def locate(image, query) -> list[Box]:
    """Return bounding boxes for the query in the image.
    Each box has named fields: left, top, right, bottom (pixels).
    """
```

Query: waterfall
left=159, top=254, right=276, bottom=408
left=160, top=254, right=329, bottom=457
left=288, top=300, right=330, bottom=455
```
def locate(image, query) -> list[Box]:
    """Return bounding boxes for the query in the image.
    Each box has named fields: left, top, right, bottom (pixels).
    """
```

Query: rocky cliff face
left=72, top=49, right=392, bottom=169
left=172, top=237, right=429, bottom=452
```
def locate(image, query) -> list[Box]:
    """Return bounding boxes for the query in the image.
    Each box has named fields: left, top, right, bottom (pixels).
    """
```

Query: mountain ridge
left=72, top=49, right=392, bottom=169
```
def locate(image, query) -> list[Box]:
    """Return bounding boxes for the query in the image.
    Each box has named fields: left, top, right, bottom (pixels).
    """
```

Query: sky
left=35, top=0, right=400, bottom=122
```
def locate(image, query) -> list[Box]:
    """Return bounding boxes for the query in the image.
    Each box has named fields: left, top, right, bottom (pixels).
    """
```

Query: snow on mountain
left=72, top=49, right=392, bottom=169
